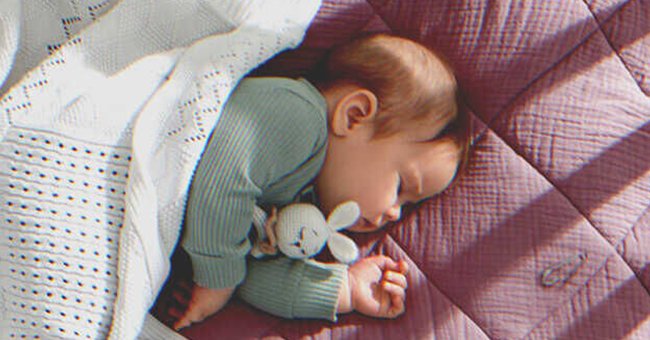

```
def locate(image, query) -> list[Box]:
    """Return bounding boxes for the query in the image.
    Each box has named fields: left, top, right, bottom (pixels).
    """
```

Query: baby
left=168, top=33, right=470, bottom=330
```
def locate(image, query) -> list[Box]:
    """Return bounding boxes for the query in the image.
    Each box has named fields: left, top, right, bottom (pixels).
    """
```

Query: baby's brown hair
left=311, top=33, right=471, bottom=181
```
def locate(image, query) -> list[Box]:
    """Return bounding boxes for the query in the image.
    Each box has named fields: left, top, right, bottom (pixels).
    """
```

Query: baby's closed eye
left=397, top=172, right=421, bottom=204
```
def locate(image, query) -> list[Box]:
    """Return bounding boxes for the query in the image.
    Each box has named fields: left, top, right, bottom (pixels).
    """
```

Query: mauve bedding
left=176, top=1, right=650, bottom=338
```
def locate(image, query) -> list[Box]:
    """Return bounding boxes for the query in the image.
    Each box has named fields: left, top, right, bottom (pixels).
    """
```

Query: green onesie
left=184, top=77, right=346, bottom=321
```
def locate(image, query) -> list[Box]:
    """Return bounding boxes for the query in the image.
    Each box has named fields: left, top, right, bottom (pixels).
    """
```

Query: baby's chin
left=347, top=217, right=382, bottom=233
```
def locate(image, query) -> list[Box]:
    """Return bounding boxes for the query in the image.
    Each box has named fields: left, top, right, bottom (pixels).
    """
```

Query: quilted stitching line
left=363, top=0, right=423, bottom=37
left=362, top=1, right=615, bottom=240
left=580, top=0, right=648, bottom=96
left=474, top=125, right=650, bottom=338
left=370, top=95, right=636, bottom=340
left=485, top=0, right=641, bottom=128
left=381, top=111, right=648, bottom=339
left=489, top=131, right=600, bottom=236
left=468, top=117, right=650, bottom=338
left=477, top=4, right=649, bottom=264
left=362, top=0, right=392, bottom=30
left=361, top=0, right=541, bottom=153
left=616, top=204, right=650, bottom=294
left=381, top=233, right=491, bottom=339
left=523, top=238, right=650, bottom=338
left=362, top=0, right=640, bottom=139
left=364, top=0, right=388, bottom=18
left=486, top=34, right=596, bottom=128
left=353, top=2, right=648, bottom=338
left=486, top=0, right=650, bottom=304
left=524, top=186, right=650, bottom=337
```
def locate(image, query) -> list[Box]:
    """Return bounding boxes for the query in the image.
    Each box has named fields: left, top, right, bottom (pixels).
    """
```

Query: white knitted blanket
left=0, top=1, right=320, bottom=339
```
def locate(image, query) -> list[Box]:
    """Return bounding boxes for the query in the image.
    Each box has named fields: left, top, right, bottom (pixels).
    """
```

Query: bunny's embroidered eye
left=292, top=227, right=307, bottom=248
left=299, top=226, right=306, bottom=241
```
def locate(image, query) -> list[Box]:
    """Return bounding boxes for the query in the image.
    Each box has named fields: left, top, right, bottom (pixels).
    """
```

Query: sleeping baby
left=166, top=33, right=471, bottom=330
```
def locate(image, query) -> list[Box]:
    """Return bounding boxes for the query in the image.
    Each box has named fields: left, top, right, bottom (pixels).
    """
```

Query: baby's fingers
left=168, top=306, right=185, bottom=319
left=173, top=309, right=203, bottom=331
left=167, top=292, right=189, bottom=321
left=173, top=317, right=191, bottom=331
left=173, top=303, right=205, bottom=331
left=397, top=260, right=409, bottom=274
left=172, top=289, right=190, bottom=305
left=382, top=281, right=406, bottom=318
left=383, top=270, right=408, bottom=289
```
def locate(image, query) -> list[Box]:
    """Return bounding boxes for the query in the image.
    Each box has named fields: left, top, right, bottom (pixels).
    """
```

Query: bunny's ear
left=327, top=201, right=360, bottom=231
left=328, top=233, right=359, bottom=264
left=252, top=205, right=268, bottom=238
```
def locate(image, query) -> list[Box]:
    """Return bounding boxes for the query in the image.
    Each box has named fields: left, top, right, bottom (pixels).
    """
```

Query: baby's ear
left=328, top=233, right=359, bottom=264
left=330, top=88, right=378, bottom=136
left=327, top=201, right=360, bottom=231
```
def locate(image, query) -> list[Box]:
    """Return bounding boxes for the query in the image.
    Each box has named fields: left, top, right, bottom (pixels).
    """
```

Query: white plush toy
left=251, top=201, right=360, bottom=264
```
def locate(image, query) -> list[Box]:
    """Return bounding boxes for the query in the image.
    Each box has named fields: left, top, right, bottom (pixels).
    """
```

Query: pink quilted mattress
left=179, top=0, right=650, bottom=338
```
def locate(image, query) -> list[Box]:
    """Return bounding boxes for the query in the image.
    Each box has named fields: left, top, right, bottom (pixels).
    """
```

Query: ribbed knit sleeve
left=183, top=77, right=327, bottom=289
left=238, top=257, right=347, bottom=321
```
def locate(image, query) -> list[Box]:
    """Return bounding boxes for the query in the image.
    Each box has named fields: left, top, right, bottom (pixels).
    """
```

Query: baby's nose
left=385, top=205, right=402, bottom=222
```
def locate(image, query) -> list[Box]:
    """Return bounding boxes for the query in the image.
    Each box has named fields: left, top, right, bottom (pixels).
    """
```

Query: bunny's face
left=275, top=204, right=330, bottom=259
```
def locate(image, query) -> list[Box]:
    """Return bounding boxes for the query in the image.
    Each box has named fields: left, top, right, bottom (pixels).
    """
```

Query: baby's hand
left=338, top=255, right=409, bottom=318
left=169, top=282, right=235, bottom=330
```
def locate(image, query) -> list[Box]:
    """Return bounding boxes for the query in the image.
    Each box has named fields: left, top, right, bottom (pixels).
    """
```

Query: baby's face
left=315, top=118, right=461, bottom=232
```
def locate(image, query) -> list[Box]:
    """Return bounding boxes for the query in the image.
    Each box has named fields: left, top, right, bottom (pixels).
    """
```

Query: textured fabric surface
left=0, top=1, right=321, bottom=339
left=182, top=0, right=650, bottom=339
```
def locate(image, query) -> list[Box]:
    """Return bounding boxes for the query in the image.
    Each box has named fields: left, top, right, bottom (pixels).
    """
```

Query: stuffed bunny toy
left=251, top=201, right=360, bottom=264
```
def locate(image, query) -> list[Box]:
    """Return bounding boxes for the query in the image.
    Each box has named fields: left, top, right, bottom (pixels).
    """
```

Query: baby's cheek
left=419, top=155, right=461, bottom=197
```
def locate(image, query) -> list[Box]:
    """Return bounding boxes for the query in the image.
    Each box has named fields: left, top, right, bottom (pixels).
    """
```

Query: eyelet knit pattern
left=0, top=129, right=129, bottom=339
left=0, top=1, right=320, bottom=339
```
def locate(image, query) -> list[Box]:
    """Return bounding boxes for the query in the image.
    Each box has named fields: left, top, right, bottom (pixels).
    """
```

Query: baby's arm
left=238, top=255, right=408, bottom=321
left=174, top=77, right=332, bottom=328
left=177, top=175, right=256, bottom=330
